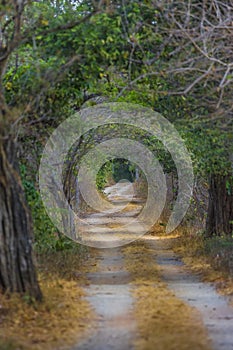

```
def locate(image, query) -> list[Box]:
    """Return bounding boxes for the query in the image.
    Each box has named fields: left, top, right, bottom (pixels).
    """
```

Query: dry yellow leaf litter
left=0, top=251, right=96, bottom=350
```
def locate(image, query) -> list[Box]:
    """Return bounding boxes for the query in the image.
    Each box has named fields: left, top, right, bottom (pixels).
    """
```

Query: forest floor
left=1, top=182, right=233, bottom=350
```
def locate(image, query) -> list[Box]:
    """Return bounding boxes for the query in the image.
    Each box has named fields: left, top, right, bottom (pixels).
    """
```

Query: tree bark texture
left=206, top=174, right=233, bottom=236
left=0, top=137, right=42, bottom=300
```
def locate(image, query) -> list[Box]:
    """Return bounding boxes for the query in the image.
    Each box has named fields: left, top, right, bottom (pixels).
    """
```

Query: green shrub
left=20, top=164, right=78, bottom=253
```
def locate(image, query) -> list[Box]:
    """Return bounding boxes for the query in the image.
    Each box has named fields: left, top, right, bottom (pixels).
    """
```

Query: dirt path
left=74, top=183, right=233, bottom=350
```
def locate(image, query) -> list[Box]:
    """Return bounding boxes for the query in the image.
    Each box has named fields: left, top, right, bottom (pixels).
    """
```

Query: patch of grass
left=123, top=242, right=159, bottom=284
left=37, top=243, right=90, bottom=281
left=204, top=236, right=233, bottom=273
left=0, top=340, right=22, bottom=350
left=171, top=230, right=233, bottom=297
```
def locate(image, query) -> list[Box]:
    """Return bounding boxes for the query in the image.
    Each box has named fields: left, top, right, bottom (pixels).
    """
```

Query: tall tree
left=0, top=0, right=43, bottom=299
left=0, top=0, right=100, bottom=299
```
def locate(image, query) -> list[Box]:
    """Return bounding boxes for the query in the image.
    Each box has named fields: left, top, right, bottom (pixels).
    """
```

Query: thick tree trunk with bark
left=206, top=174, right=233, bottom=237
left=0, top=137, right=42, bottom=300
left=0, top=39, right=42, bottom=299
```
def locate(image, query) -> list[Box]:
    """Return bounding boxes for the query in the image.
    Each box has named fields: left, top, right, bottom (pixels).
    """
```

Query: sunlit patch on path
left=77, top=182, right=145, bottom=248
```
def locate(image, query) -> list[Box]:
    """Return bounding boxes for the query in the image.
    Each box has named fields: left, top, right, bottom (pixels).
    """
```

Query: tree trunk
left=0, top=137, right=42, bottom=300
left=206, top=174, right=233, bottom=237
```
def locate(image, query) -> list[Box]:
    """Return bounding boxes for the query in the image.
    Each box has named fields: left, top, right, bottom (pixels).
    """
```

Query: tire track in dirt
left=73, top=248, right=136, bottom=350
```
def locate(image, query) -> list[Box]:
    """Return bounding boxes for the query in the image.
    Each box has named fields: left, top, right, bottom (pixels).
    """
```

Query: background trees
left=84, top=0, right=233, bottom=236
left=156, top=0, right=233, bottom=236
